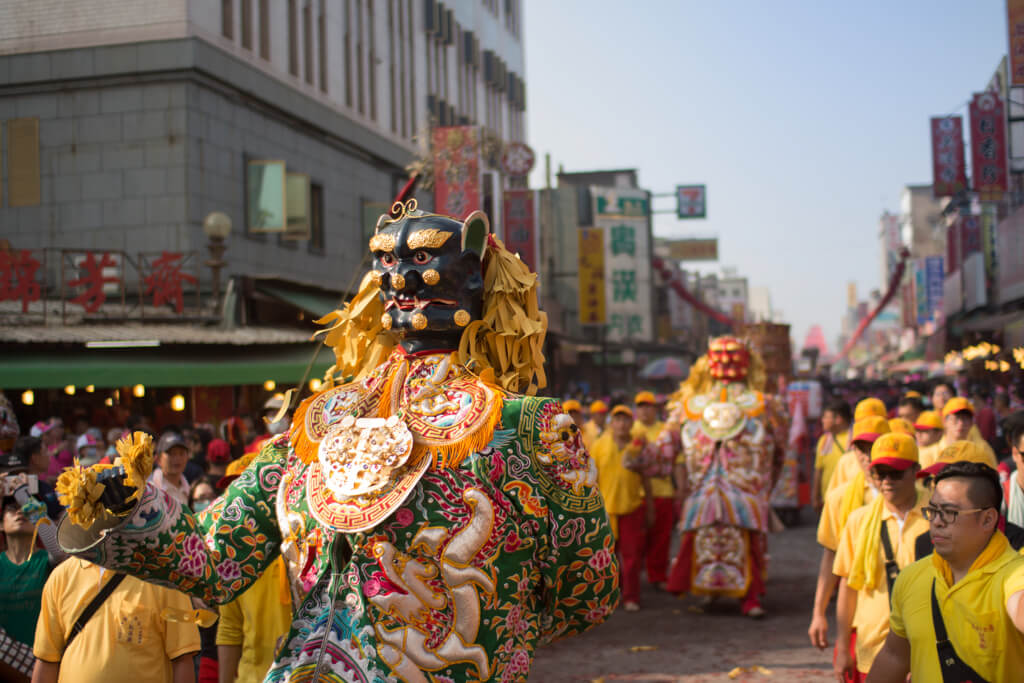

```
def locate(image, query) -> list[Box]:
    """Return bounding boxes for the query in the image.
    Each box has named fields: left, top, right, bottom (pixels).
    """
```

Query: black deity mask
left=370, top=205, right=489, bottom=353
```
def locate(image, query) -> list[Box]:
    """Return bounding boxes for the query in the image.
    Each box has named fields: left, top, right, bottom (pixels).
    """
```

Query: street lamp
left=202, top=211, right=232, bottom=313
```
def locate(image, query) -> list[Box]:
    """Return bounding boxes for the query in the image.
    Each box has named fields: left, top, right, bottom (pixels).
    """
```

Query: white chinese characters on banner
left=592, top=187, right=653, bottom=343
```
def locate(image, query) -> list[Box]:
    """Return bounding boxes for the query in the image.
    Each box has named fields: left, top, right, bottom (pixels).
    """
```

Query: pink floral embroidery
left=363, top=577, right=382, bottom=598
left=586, top=604, right=611, bottom=623
left=504, top=604, right=529, bottom=637
left=502, top=648, right=531, bottom=680
left=215, top=559, right=241, bottom=583
left=588, top=548, right=613, bottom=571
left=179, top=534, right=207, bottom=577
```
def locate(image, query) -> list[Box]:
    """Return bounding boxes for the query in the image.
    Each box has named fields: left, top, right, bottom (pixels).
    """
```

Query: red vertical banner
left=1009, top=0, right=1024, bottom=86
left=969, top=92, right=1009, bottom=198
left=930, top=116, right=967, bottom=197
left=502, top=189, right=535, bottom=269
left=962, top=215, right=982, bottom=255
left=432, top=126, right=480, bottom=218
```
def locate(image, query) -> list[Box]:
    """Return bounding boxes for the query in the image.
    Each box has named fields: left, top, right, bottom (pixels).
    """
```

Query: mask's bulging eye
left=379, top=253, right=397, bottom=267
left=413, top=250, right=432, bottom=265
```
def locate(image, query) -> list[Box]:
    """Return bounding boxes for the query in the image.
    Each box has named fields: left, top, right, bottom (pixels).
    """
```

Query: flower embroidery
left=215, top=559, right=241, bottom=583
left=588, top=548, right=613, bottom=571
left=179, top=534, right=207, bottom=577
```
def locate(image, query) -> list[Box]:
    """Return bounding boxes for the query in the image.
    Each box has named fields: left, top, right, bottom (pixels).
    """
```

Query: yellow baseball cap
left=870, top=432, right=919, bottom=471
left=854, top=397, right=887, bottom=420
left=634, top=391, right=656, bottom=405
left=941, top=396, right=974, bottom=419
left=216, top=451, right=258, bottom=489
left=888, top=418, right=915, bottom=436
left=920, top=440, right=990, bottom=477
left=589, top=400, right=609, bottom=413
left=903, top=390, right=922, bottom=399
left=913, top=410, right=943, bottom=431
left=562, top=399, right=582, bottom=413
left=852, top=416, right=891, bottom=444
left=611, top=405, right=634, bottom=418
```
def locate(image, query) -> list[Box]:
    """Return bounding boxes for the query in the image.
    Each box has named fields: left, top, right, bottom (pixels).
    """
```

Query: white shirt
left=149, top=468, right=190, bottom=506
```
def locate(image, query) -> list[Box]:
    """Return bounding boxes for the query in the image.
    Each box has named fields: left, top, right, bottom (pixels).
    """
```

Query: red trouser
left=616, top=506, right=647, bottom=604
left=646, top=497, right=676, bottom=584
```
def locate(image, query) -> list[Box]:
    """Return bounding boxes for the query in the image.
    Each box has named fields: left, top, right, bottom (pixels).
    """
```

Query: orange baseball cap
left=634, top=391, right=657, bottom=405
left=589, top=400, right=609, bottom=413
left=854, top=397, right=887, bottom=420
left=888, top=418, right=915, bottom=436
left=919, top=440, right=990, bottom=478
left=611, top=405, right=634, bottom=418
left=913, top=410, right=943, bottom=431
left=852, top=416, right=891, bottom=444
left=562, top=399, right=582, bottom=413
left=941, top=396, right=974, bottom=419
left=903, top=390, right=922, bottom=399
left=870, top=432, right=919, bottom=470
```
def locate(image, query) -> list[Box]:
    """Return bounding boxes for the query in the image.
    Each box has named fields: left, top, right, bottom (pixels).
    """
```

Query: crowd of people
left=4, top=368, right=1024, bottom=682
left=0, top=395, right=295, bottom=683
left=560, top=375, right=1024, bottom=682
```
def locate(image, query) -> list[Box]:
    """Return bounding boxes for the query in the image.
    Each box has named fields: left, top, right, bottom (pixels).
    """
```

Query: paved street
left=529, top=516, right=834, bottom=682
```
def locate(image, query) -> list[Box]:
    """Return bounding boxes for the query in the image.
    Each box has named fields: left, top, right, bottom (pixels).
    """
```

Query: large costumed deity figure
left=645, top=336, right=787, bottom=617
left=57, top=201, right=619, bottom=682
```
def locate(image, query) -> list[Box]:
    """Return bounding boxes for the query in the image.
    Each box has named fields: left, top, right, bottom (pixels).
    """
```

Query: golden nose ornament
left=453, top=309, right=470, bottom=327
left=391, top=273, right=406, bottom=290
left=411, top=312, right=428, bottom=330
left=380, top=313, right=392, bottom=330
left=422, top=269, right=440, bottom=285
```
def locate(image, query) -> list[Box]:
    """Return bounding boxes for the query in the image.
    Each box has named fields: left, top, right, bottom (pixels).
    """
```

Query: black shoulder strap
left=930, top=579, right=992, bottom=683
left=64, top=572, right=126, bottom=653
left=878, top=521, right=901, bottom=598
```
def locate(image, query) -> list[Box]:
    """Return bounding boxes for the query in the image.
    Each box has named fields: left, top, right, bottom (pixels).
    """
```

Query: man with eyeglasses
left=833, top=432, right=929, bottom=682
left=866, top=461, right=1024, bottom=682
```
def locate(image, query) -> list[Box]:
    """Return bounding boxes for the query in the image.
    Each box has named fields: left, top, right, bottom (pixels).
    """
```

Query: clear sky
left=524, top=1, right=1006, bottom=350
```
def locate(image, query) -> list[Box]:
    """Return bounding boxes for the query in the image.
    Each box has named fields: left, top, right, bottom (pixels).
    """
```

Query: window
left=303, top=2, right=314, bottom=84
left=309, top=183, right=325, bottom=253
left=221, top=0, right=234, bottom=39
left=356, top=0, right=365, bottom=114
left=259, top=0, right=270, bottom=59
left=368, top=0, right=377, bottom=121
left=344, top=0, right=353, bottom=107
left=288, top=0, right=299, bottom=75
left=241, top=0, right=252, bottom=50
left=388, top=0, right=396, bottom=133
left=318, top=0, right=327, bottom=92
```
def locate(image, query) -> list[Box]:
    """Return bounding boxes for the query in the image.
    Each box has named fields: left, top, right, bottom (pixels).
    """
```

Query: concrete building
left=899, top=185, right=945, bottom=259
left=747, top=285, right=773, bottom=322
left=716, top=267, right=749, bottom=324
left=0, top=0, right=527, bottom=296
left=0, top=0, right=528, bottom=420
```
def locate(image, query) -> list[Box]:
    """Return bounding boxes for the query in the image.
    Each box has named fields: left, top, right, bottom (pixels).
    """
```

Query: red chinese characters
left=68, top=252, right=120, bottom=313
left=144, top=251, right=197, bottom=313
left=0, top=250, right=43, bottom=313
left=930, top=116, right=967, bottom=198
left=969, top=92, right=1008, bottom=197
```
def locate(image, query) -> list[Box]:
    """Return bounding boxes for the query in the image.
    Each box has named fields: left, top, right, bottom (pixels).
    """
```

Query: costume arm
left=509, top=398, right=619, bottom=645
left=59, top=438, right=288, bottom=604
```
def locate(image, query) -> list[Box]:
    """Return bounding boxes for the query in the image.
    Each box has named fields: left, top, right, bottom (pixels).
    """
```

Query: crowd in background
left=0, top=394, right=295, bottom=683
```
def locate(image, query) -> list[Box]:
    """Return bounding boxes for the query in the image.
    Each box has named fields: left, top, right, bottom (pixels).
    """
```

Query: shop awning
left=0, top=344, right=334, bottom=389
left=254, top=283, right=343, bottom=319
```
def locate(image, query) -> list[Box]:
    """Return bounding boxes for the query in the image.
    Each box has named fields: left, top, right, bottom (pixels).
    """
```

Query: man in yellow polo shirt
left=217, top=556, right=293, bottom=682
left=866, top=461, right=1024, bottom=682
left=808, top=416, right=887, bottom=652
left=32, top=558, right=199, bottom=683
left=912, top=410, right=943, bottom=467
left=581, top=400, right=608, bottom=450
left=813, top=399, right=852, bottom=510
left=827, top=398, right=889, bottom=496
left=923, top=397, right=997, bottom=470
left=631, top=390, right=673, bottom=590
left=591, top=405, right=652, bottom=612
left=833, top=432, right=929, bottom=681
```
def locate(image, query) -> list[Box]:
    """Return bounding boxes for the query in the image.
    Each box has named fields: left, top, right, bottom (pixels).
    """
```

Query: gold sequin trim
left=369, top=233, right=396, bottom=252
left=407, top=229, right=452, bottom=250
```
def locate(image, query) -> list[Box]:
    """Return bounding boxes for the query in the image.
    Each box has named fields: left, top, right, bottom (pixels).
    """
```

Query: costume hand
left=96, top=466, right=139, bottom=516
left=833, top=644, right=855, bottom=682
left=808, top=614, right=829, bottom=650
left=20, top=497, right=47, bottom=526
